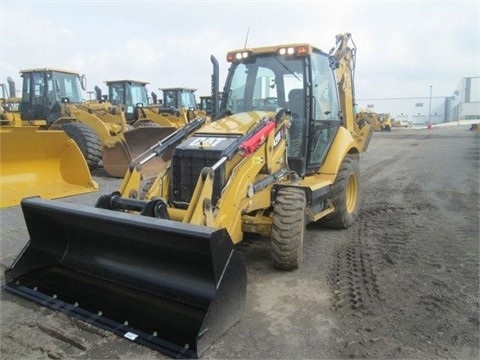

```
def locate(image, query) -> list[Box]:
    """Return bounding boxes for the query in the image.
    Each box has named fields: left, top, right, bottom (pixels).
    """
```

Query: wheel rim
left=345, top=173, right=358, bottom=214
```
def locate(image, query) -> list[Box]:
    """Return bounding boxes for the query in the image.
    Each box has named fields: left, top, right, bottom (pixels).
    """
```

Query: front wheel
left=318, top=154, right=360, bottom=229
left=59, top=122, right=102, bottom=169
left=271, top=187, right=306, bottom=270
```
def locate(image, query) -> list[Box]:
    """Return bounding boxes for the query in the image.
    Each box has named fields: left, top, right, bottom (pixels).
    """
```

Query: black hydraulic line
left=134, top=117, right=206, bottom=165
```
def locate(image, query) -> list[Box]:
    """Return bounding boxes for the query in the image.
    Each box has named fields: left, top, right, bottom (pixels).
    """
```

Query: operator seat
left=288, top=89, right=305, bottom=119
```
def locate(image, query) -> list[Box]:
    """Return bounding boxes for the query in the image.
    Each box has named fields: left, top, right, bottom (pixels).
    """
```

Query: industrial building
left=356, top=76, right=480, bottom=127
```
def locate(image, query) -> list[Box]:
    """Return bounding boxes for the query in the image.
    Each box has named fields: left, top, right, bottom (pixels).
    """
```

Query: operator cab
left=222, top=45, right=341, bottom=176
left=159, top=87, right=199, bottom=121
left=106, top=80, right=149, bottom=122
left=160, top=87, right=198, bottom=110
left=19, top=68, right=85, bottom=123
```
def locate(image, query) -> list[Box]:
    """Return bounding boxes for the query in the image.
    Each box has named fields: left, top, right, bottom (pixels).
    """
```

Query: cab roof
left=228, top=43, right=318, bottom=55
left=20, top=68, right=80, bottom=75
left=105, top=80, right=149, bottom=85
left=159, top=87, right=197, bottom=92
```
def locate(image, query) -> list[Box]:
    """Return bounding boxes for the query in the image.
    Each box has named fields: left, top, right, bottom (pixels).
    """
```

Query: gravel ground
left=1, top=124, right=479, bottom=359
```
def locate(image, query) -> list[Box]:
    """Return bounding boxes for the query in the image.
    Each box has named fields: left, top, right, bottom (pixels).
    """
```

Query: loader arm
left=178, top=115, right=288, bottom=243
left=118, top=117, right=207, bottom=197
left=4, top=33, right=372, bottom=359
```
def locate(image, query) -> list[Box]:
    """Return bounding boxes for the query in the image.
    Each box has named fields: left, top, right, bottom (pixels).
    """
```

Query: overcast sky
left=1, top=0, right=478, bottom=102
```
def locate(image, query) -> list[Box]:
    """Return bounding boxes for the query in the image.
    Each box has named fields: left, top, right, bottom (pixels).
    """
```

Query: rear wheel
left=60, top=122, right=102, bottom=169
left=271, top=187, right=306, bottom=270
left=319, top=154, right=360, bottom=229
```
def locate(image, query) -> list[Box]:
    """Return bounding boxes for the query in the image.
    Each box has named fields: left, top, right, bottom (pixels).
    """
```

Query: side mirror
left=79, top=74, right=87, bottom=91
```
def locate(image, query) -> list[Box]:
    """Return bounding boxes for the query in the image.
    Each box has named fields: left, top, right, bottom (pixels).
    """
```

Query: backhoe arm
left=330, top=33, right=372, bottom=150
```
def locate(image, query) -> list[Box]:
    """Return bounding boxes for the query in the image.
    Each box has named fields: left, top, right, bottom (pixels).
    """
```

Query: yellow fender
left=320, top=124, right=373, bottom=176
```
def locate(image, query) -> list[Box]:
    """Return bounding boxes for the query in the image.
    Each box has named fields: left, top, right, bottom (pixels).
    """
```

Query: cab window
left=311, top=53, right=339, bottom=121
left=307, top=52, right=340, bottom=168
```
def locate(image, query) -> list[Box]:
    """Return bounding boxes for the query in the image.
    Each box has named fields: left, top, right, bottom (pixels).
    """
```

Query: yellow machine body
left=100, top=81, right=207, bottom=178
left=0, top=126, right=98, bottom=208
left=4, top=34, right=372, bottom=358
left=357, top=110, right=392, bottom=131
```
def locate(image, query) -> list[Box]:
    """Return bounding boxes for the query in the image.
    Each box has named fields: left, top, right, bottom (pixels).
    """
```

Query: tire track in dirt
left=327, top=203, right=388, bottom=358
left=334, top=165, right=479, bottom=359
left=327, top=170, right=478, bottom=359
left=328, top=216, right=381, bottom=313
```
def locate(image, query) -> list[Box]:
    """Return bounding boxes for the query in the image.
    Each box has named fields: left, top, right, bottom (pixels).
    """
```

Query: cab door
left=306, top=52, right=340, bottom=173
left=20, top=71, right=48, bottom=121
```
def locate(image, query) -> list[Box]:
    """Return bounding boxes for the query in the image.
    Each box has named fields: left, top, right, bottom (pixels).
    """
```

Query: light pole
left=428, top=85, right=432, bottom=125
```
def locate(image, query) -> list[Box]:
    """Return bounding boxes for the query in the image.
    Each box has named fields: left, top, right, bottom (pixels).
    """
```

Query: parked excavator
left=4, top=33, right=372, bottom=358
left=0, top=77, right=98, bottom=208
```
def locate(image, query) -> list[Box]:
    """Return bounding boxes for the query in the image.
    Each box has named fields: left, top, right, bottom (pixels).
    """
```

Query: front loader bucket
left=0, top=127, right=98, bottom=208
left=4, top=197, right=247, bottom=358
left=102, top=127, right=177, bottom=178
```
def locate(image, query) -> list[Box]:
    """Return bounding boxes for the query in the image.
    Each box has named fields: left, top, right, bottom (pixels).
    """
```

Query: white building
left=449, top=76, right=480, bottom=122
left=356, top=76, right=480, bottom=126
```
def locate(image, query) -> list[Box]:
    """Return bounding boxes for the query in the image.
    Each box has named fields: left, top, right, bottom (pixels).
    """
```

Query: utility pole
left=428, top=85, right=432, bottom=124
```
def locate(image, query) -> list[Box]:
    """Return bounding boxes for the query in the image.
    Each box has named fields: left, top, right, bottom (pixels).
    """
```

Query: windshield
left=109, top=83, right=124, bottom=105
left=108, top=82, right=147, bottom=106
left=223, top=54, right=304, bottom=114
left=224, top=54, right=305, bottom=158
left=50, top=71, right=83, bottom=103
left=129, top=83, right=148, bottom=106
left=180, top=91, right=197, bottom=109
left=163, top=89, right=197, bottom=109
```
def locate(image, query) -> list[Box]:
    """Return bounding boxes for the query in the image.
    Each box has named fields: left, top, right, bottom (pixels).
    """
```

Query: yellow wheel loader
left=0, top=78, right=98, bottom=208
left=99, top=81, right=204, bottom=178
left=0, top=126, right=98, bottom=208
left=14, top=68, right=137, bottom=170
left=199, top=95, right=213, bottom=115
left=4, top=33, right=372, bottom=357
left=356, top=110, right=391, bottom=132
left=17, top=69, right=102, bottom=168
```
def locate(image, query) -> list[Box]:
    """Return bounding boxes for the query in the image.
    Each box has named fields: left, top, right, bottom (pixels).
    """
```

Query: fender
left=319, top=126, right=360, bottom=176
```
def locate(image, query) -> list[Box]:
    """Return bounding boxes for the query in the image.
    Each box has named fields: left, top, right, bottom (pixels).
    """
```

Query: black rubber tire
left=271, top=187, right=306, bottom=270
left=59, top=122, right=102, bottom=169
left=318, top=154, right=360, bottom=229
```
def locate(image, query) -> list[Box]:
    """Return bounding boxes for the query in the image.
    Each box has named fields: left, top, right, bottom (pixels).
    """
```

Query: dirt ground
left=1, top=124, right=479, bottom=359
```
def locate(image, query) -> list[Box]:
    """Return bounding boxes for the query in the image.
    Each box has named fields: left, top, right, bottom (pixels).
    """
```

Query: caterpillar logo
left=189, top=137, right=227, bottom=148
left=273, top=128, right=284, bottom=147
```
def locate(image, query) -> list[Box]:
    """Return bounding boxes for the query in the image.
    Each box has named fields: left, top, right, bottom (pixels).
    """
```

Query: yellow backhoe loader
left=4, top=33, right=372, bottom=357
left=0, top=78, right=98, bottom=208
